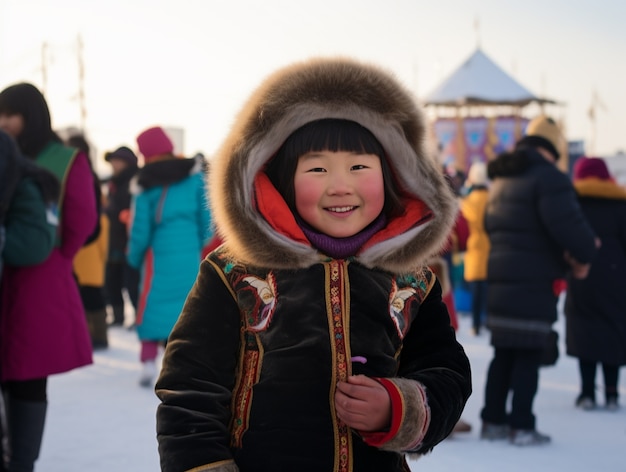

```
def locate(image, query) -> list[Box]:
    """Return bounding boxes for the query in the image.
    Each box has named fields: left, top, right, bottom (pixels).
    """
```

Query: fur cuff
left=186, top=460, right=240, bottom=472
left=361, top=378, right=430, bottom=452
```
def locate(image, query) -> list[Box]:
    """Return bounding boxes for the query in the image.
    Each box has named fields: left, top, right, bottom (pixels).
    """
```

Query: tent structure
left=422, top=48, right=560, bottom=173
left=424, top=48, right=555, bottom=108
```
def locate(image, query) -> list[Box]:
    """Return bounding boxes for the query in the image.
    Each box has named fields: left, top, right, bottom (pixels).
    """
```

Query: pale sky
left=1, top=0, right=625, bottom=172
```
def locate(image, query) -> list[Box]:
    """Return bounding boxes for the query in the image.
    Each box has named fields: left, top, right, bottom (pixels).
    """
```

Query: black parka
left=565, top=178, right=626, bottom=364
left=485, top=148, right=596, bottom=349
left=155, top=57, right=471, bottom=472
left=104, top=165, right=136, bottom=262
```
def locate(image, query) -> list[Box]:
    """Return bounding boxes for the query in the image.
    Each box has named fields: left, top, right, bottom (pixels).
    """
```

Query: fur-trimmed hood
left=209, top=57, right=457, bottom=272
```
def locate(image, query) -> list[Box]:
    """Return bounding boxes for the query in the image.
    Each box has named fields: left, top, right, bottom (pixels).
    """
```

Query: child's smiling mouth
left=325, top=206, right=357, bottom=214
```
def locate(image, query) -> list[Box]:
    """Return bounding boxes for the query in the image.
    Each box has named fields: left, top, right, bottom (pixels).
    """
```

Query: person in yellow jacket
left=74, top=212, right=110, bottom=349
left=461, top=161, right=490, bottom=335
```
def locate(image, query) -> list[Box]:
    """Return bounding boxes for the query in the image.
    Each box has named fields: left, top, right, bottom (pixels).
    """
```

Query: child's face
left=294, top=150, right=384, bottom=238
left=0, top=113, right=24, bottom=139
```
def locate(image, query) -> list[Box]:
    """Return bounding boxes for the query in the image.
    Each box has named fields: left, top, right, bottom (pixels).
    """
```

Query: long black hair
left=0, top=82, right=61, bottom=159
left=0, top=129, right=60, bottom=219
left=265, top=119, right=405, bottom=219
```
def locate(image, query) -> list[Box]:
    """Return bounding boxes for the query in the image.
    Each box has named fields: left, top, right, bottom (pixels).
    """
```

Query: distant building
left=423, top=48, right=560, bottom=173
left=163, top=126, right=185, bottom=156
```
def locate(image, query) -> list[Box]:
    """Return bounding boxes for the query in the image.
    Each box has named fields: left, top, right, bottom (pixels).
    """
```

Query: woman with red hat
left=565, top=157, right=626, bottom=412
left=127, top=126, right=213, bottom=387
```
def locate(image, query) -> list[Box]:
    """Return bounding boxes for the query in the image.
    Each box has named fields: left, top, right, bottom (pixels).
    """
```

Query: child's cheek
left=294, top=176, right=323, bottom=213
left=361, top=174, right=386, bottom=214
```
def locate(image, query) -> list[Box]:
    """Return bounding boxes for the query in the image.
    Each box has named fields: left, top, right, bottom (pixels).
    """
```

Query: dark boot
left=110, top=304, right=125, bottom=326
left=86, top=309, right=109, bottom=349
left=7, top=399, right=47, bottom=472
left=0, top=387, right=8, bottom=471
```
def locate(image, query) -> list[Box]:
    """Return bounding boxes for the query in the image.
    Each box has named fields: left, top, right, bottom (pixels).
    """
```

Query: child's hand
left=335, top=375, right=391, bottom=432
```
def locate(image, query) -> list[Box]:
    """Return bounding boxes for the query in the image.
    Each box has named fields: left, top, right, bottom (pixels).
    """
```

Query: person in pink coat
left=0, top=82, right=97, bottom=471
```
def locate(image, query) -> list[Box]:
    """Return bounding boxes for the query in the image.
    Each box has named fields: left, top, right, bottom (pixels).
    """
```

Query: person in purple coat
left=0, top=82, right=97, bottom=471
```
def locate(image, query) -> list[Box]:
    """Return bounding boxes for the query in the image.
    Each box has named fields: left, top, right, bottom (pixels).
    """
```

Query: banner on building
left=433, top=116, right=529, bottom=172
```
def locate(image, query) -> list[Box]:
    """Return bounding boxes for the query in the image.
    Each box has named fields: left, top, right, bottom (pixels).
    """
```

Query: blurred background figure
left=565, top=156, right=626, bottom=412
left=460, top=161, right=490, bottom=336
left=0, top=82, right=97, bottom=471
left=103, top=146, right=140, bottom=328
left=0, top=129, right=60, bottom=471
left=436, top=166, right=472, bottom=436
left=67, top=134, right=110, bottom=350
left=480, top=115, right=597, bottom=446
left=127, top=126, right=212, bottom=387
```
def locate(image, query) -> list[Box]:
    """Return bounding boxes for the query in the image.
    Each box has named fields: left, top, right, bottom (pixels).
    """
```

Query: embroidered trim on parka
left=207, top=250, right=435, bottom=466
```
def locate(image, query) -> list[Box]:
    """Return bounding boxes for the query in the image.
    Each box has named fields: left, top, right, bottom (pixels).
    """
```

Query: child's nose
left=327, top=173, right=353, bottom=195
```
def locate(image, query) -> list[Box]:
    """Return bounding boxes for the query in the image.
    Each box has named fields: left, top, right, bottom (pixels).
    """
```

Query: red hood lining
left=254, top=172, right=433, bottom=252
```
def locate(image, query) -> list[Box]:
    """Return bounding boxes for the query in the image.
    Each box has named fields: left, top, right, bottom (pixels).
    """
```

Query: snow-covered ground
left=38, top=309, right=625, bottom=471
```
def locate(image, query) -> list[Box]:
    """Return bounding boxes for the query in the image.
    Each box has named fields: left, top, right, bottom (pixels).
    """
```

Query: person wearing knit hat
left=480, top=117, right=598, bottom=445
left=565, top=155, right=626, bottom=412
left=103, top=145, right=140, bottom=327
left=136, top=126, right=174, bottom=163
left=515, top=115, right=563, bottom=161
left=573, top=156, right=613, bottom=181
left=127, top=126, right=212, bottom=388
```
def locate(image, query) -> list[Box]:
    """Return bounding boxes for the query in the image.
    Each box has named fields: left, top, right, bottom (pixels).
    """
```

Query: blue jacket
left=128, top=156, right=212, bottom=340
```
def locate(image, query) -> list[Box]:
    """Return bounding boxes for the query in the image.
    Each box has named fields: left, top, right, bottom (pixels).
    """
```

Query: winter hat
left=105, top=146, right=138, bottom=167
left=136, top=126, right=173, bottom=163
left=517, top=115, right=562, bottom=160
left=466, top=161, right=488, bottom=186
left=573, top=156, right=612, bottom=181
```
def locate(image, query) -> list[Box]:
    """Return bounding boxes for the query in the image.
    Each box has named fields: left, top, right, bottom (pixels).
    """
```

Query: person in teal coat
left=127, top=126, right=212, bottom=387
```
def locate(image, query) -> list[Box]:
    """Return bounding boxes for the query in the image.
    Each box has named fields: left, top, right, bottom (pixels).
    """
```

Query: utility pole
left=588, top=88, right=607, bottom=155
left=41, top=42, right=48, bottom=95
left=474, top=16, right=481, bottom=49
left=77, top=34, right=87, bottom=132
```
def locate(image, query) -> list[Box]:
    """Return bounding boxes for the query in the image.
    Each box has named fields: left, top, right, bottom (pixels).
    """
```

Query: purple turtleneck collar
left=297, top=213, right=387, bottom=259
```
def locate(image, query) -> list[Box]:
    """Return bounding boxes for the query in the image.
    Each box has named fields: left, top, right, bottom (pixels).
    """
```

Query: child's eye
left=351, top=164, right=368, bottom=171
left=307, top=167, right=327, bottom=173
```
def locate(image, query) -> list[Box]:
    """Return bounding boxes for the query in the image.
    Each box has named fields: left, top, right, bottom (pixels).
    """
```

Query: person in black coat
left=565, top=157, right=626, bottom=411
left=103, top=146, right=140, bottom=326
left=479, top=116, right=597, bottom=446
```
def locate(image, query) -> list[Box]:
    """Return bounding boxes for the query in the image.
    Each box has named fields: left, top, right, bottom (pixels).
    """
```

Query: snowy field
left=38, top=309, right=625, bottom=471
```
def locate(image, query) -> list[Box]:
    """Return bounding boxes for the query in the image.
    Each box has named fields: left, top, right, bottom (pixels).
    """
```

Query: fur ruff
left=209, top=57, right=457, bottom=273
left=574, top=178, right=626, bottom=200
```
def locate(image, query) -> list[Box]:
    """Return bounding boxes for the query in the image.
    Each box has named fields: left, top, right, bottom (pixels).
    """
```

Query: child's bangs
left=284, top=119, right=385, bottom=158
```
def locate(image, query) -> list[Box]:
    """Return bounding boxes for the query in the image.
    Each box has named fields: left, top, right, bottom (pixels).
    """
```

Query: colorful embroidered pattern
left=389, top=268, right=434, bottom=338
left=241, top=274, right=277, bottom=332
left=389, top=281, right=416, bottom=338
left=230, top=332, right=261, bottom=447
left=209, top=251, right=274, bottom=448
left=327, top=260, right=352, bottom=472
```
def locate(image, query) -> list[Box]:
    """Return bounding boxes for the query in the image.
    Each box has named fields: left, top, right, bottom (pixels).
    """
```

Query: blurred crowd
left=0, top=77, right=624, bottom=471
